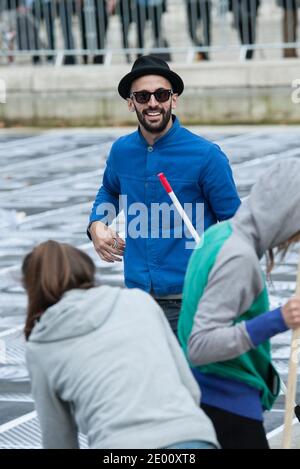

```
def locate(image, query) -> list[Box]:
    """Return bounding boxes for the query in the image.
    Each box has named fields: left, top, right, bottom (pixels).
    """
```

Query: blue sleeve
left=89, top=149, right=121, bottom=227
left=200, top=145, right=241, bottom=221
left=245, top=307, right=288, bottom=347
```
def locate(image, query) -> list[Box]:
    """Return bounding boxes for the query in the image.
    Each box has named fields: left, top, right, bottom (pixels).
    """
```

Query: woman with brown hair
left=178, top=158, right=300, bottom=449
left=23, top=240, right=218, bottom=449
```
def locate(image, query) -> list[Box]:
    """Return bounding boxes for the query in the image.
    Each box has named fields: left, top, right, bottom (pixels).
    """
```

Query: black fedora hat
left=118, top=55, right=184, bottom=100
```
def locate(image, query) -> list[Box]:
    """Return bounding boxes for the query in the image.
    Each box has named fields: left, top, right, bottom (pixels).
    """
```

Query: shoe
left=63, top=55, right=76, bottom=65
left=283, top=48, right=298, bottom=59
left=32, top=55, right=41, bottom=65
left=93, top=55, right=104, bottom=64
left=196, top=51, right=209, bottom=61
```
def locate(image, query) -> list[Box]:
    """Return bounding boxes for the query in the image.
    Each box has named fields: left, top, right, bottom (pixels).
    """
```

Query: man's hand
left=282, top=297, right=300, bottom=329
left=90, top=221, right=125, bottom=263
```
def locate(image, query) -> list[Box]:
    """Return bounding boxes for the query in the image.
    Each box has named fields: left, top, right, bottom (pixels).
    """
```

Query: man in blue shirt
left=88, top=55, right=240, bottom=335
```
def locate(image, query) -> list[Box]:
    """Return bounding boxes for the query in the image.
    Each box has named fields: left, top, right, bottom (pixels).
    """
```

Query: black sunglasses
left=130, top=89, right=173, bottom=104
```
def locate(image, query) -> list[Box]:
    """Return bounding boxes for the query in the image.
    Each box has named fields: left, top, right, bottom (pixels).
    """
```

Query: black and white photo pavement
left=0, top=127, right=300, bottom=449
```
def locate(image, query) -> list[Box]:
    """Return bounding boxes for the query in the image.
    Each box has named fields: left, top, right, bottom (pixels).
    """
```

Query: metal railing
left=0, top=0, right=299, bottom=65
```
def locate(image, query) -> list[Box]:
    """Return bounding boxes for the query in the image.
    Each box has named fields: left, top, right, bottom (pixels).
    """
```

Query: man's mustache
left=143, top=108, right=163, bottom=115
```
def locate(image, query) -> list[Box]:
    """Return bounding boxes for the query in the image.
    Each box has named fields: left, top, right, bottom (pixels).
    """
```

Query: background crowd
left=0, top=0, right=299, bottom=64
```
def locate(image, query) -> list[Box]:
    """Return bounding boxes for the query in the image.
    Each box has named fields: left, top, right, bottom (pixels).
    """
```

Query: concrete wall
left=0, top=60, right=299, bottom=126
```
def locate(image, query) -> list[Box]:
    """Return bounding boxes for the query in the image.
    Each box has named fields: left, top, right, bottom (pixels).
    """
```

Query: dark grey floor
left=0, top=127, right=300, bottom=448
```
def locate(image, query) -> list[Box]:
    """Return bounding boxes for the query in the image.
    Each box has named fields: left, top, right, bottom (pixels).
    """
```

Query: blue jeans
left=166, top=440, right=217, bottom=449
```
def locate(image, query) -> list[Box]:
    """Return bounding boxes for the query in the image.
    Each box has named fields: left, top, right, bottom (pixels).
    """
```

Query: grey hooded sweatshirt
left=188, top=158, right=300, bottom=366
left=26, top=286, right=218, bottom=449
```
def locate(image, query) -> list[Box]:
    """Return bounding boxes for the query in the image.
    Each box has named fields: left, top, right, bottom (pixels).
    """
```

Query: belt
left=151, top=293, right=182, bottom=300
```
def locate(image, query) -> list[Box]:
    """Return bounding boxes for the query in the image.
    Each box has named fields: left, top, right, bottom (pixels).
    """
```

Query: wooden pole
left=282, top=253, right=300, bottom=449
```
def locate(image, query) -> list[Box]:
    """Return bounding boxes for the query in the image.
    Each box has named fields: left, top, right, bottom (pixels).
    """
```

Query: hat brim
left=118, top=66, right=184, bottom=100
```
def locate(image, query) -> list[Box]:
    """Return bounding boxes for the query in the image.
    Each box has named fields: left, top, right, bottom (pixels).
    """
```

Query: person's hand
left=281, top=297, right=300, bottom=329
left=90, top=221, right=125, bottom=263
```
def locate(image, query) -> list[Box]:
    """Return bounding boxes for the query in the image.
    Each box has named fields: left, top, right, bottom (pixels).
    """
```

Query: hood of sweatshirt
left=28, top=286, right=122, bottom=343
left=232, top=158, right=300, bottom=258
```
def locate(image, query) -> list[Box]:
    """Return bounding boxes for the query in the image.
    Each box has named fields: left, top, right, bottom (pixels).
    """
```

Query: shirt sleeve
left=200, top=144, right=241, bottom=221
left=89, top=146, right=121, bottom=227
left=245, top=307, right=288, bottom=347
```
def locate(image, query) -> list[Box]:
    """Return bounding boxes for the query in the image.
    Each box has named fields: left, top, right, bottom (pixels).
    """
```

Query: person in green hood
left=178, top=158, right=300, bottom=449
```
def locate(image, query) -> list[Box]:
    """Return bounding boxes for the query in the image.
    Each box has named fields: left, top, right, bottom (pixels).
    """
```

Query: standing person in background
left=277, top=0, right=299, bottom=58
left=79, top=0, right=114, bottom=64
left=30, top=0, right=55, bottom=64
left=135, top=0, right=170, bottom=60
left=185, top=0, right=212, bottom=61
left=15, top=0, right=77, bottom=65
left=116, top=0, right=134, bottom=63
left=0, top=0, right=17, bottom=64
left=115, top=0, right=170, bottom=62
left=14, top=0, right=41, bottom=64
left=178, top=159, right=300, bottom=449
left=88, top=55, right=240, bottom=337
left=229, top=0, right=260, bottom=60
left=58, top=0, right=76, bottom=64
left=23, top=240, right=219, bottom=449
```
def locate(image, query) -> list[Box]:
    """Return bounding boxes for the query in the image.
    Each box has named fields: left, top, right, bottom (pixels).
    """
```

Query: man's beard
left=134, top=103, right=172, bottom=134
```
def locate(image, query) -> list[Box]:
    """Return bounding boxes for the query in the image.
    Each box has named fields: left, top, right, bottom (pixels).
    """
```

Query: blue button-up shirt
left=89, top=117, right=240, bottom=295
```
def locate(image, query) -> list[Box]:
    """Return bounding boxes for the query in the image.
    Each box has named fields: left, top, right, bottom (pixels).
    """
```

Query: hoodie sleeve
left=26, top=347, right=79, bottom=449
left=188, top=246, right=264, bottom=367
left=200, top=144, right=241, bottom=221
